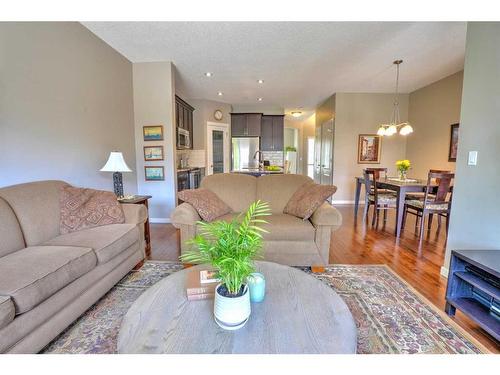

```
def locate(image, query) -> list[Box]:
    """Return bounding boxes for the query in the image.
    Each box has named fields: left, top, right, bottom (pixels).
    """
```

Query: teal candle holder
left=247, top=272, right=266, bottom=303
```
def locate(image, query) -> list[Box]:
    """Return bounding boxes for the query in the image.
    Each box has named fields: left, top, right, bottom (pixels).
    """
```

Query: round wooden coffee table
left=117, top=261, right=357, bottom=354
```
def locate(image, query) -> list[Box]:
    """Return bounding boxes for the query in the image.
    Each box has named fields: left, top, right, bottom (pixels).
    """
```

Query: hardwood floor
left=149, top=205, right=499, bottom=352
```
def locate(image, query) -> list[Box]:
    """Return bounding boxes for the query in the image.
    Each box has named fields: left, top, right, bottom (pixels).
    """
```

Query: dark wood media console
left=445, top=250, right=500, bottom=342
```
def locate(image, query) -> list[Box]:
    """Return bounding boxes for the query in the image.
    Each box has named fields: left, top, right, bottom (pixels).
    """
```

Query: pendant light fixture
left=377, top=60, right=413, bottom=137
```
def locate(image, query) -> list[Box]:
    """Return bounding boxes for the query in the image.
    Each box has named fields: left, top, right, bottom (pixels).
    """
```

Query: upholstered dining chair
left=363, top=169, right=397, bottom=227
left=405, top=169, right=451, bottom=201
left=403, top=171, right=454, bottom=240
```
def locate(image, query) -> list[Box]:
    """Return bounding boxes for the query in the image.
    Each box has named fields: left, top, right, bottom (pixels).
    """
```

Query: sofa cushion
left=59, top=186, right=125, bottom=234
left=178, top=188, right=231, bottom=222
left=213, top=213, right=315, bottom=242
left=284, top=182, right=337, bottom=220
left=256, top=174, right=314, bottom=214
left=44, top=224, right=139, bottom=264
left=0, top=198, right=25, bottom=257
left=0, top=180, right=69, bottom=246
left=0, top=295, right=15, bottom=330
left=0, top=246, right=97, bottom=314
left=200, top=173, right=257, bottom=213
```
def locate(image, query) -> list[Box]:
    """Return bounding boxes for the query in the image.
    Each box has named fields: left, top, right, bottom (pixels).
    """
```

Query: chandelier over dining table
left=377, top=59, right=414, bottom=136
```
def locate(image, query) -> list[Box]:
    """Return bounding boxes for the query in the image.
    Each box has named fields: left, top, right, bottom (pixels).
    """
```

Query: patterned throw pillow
left=60, top=186, right=125, bottom=234
left=178, top=188, right=231, bottom=222
left=283, top=182, right=337, bottom=220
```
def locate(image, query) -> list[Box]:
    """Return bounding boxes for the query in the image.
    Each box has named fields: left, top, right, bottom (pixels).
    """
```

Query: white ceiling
left=83, top=22, right=466, bottom=113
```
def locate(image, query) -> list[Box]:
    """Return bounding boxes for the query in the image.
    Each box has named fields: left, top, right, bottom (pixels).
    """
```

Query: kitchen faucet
left=253, top=150, right=263, bottom=169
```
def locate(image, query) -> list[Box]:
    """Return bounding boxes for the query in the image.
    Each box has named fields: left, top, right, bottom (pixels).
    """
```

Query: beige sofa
left=0, top=180, right=147, bottom=353
left=171, top=173, right=342, bottom=266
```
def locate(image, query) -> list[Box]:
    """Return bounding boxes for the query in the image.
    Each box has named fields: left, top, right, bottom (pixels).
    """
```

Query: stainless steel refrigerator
left=231, top=137, right=260, bottom=171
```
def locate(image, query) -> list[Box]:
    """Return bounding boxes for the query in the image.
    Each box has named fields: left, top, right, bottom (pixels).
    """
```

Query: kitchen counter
left=231, top=168, right=284, bottom=176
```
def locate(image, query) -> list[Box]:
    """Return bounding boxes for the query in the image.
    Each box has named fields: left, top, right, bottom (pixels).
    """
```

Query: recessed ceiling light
left=291, top=111, right=302, bottom=118
left=217, top=92, right=223, bottom=96
left=258, top=97, right=263, bottom=101
left=205, top=72, right=212, bottom=77
left=257, top=79, right=264, bottom=84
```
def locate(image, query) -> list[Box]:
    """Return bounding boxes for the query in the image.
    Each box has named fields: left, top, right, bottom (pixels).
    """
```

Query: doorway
left=206, top=122, right=230, bottom=175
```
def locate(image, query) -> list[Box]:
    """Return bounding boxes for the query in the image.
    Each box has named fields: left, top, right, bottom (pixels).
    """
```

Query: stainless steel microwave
left=177, top=127, right=190, bottom=149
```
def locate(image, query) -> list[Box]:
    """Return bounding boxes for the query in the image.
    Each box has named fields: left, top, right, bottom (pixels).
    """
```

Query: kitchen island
left=231, top=168, right=284, bottom=177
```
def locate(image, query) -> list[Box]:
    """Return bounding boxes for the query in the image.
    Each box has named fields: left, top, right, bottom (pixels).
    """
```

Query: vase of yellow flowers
left=396, top=159, right=411, bottom=181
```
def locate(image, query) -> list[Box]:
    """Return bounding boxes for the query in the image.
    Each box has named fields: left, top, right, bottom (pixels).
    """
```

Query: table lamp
left=100, top=151, right=132, bottom=198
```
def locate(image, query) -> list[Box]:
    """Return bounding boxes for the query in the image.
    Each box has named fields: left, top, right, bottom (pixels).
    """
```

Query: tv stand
left=445, top=250, right=500, bottom=342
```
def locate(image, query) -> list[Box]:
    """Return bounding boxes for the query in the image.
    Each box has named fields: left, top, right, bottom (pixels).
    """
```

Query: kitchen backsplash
left=177, top=149, right=206, bottom=168
left=262, top=151, right=284, bottom=166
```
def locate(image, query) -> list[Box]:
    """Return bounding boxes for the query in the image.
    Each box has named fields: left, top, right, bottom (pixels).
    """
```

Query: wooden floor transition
left=149, top=204, right=499, bottom=352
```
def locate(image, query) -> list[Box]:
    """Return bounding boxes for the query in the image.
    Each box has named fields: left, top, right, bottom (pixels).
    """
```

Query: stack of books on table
left=186, top=269, right=220, bottom=301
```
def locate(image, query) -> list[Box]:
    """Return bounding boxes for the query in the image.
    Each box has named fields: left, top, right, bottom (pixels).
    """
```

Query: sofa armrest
left=120, top=203, right=148, bottom=225
left=309, top=202, right=342, bottom=229
left=171, top=203, right=201, bottom=228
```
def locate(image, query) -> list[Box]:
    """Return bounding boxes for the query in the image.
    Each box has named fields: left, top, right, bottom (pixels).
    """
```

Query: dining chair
left=405, top=169, right=451, bottom=201
left=363, top=169, right=397, bottom=227
left=403, top=171, right=454, bottom=240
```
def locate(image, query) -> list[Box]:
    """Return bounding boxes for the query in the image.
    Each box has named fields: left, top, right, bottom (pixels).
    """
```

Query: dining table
left=353, top=176, right=439, bottom=239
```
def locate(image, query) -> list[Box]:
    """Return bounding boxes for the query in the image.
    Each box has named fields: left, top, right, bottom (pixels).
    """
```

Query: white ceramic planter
left=213, top=284, right=251, bottom=330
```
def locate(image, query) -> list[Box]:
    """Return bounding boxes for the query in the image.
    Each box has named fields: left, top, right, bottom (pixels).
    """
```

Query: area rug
left=42, top=261, right=488, bottom=354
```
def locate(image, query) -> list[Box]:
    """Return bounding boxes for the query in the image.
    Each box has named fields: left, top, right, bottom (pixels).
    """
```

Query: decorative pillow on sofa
left=60, top=186, right=125, bottom=234
left=283, top=182, right=337, bottom=220
left=178, top=188, right=231, bottom=222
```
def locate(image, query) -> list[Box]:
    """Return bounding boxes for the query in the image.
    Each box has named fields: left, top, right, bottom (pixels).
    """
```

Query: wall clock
left=214, top=109, right=223, bottom=121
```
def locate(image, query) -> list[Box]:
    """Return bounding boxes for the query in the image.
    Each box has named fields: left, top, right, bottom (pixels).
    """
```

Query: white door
left=320, top=119, right=334, bottom=185
left=207, top=122, right=230, bottom=175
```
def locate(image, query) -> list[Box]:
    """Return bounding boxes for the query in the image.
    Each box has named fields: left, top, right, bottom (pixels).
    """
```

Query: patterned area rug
left=42, top=262, right=487, bottom=354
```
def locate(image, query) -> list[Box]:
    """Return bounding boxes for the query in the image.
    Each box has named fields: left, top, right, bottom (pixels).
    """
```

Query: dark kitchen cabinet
left=261, top=115, right=284, bottom=151
left=230, top=113, right=262, bottom=137
left=230, top=114, right=247, bottom=136
left=175, top=95, right=194, bottom=149
left=272, top=115, right=284, bottom=151
left=260, top=116, right=273, bottom=151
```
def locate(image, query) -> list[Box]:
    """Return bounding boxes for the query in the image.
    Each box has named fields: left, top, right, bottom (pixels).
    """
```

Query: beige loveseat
left=171, top=173, right=342, bottom=266
left=0, top=180, right=147, bottom=353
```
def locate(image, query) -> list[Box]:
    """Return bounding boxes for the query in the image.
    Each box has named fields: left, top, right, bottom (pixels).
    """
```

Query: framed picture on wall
left=143, top=125, right=164, bottom=141
left=144, top=166, right=164, bottom=181
left=143, top=146, right=164, bottom=161
left=357, top=134, right=382, bottom=164
left=448, top=123, right=459, bottom=162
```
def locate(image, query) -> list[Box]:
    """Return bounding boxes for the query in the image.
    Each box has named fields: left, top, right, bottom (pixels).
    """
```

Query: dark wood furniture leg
left=354, top=178, right=362, bottom=219
left=395, top=186, right=405, bottom=239
left=143, top=200, right=151, bottom=258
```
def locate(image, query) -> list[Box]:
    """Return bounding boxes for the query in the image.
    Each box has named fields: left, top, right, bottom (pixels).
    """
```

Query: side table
left=119, top=195, right=152, bottom=258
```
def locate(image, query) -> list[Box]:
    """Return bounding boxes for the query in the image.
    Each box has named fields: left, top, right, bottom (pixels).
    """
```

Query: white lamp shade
left=399, top=124, right=414, bottom=135
left=377, top=126, right=386, bottom=136
left=100, top=152, right=132, bottom=172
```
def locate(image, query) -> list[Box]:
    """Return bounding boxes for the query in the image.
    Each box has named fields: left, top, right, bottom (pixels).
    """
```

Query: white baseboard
left=332, top=200, right=364, bottom=205
left=440, top=266, right=449, bottom=278
left=150, top=218, right=171, bottom=224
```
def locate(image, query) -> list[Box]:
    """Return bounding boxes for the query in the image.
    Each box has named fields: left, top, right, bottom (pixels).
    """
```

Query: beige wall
left=316, top=95, right=336, bottom=129
left=188, top=98, right=232, bottom=150
left=333, top=93, right=409, bottom=202
left=445, top=23, right=500, bottom=271
left=407, top=71, right=463, bottom=178
left=0, top=22, right=137, bottom=192
left=133, top=62, right=176, bottom=221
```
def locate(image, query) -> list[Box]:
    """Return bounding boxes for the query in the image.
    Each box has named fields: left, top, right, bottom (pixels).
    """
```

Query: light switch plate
left=468, top=151, right=478, bottom=165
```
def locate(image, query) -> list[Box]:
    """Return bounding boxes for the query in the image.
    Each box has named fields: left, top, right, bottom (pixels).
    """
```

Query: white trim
left=331, top=200, right=365, bottom=205
left=440, top=266, right=449, bottom=278
left=206, top=121, right=230, bottom=175
left=150, top=218, right=170, bottom=224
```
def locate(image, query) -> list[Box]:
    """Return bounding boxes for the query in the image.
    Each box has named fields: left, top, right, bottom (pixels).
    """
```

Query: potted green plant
left=180, top=200, right=271, bottom=330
